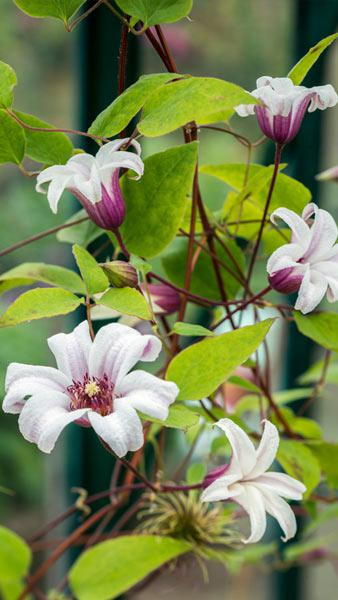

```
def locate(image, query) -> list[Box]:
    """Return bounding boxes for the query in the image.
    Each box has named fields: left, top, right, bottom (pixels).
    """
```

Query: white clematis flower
left=3, top=321, right=178, bottom=457
left=267, top=202, right=338, bottom=314
left=235, top=76, right=338, bottom=144
left=201, top=419, right=306, bottom=544
left=36, top=138, right=144, bottom=230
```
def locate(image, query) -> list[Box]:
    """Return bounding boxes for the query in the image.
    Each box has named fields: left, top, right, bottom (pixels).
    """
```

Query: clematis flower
left=2, top=321, right=178, bottom=457
left=267, top=203, right=338, bottom=314
left=36, top=139, right=144, bottom=230
left=235, top=76, right=338, bottom=144
left=140, top=283, right=181, bottom=315
left=201, top=419, right=306, bottom=544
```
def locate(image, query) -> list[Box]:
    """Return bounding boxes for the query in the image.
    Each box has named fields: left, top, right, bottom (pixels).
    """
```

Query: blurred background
left=1, top=0, right=338, bottom=598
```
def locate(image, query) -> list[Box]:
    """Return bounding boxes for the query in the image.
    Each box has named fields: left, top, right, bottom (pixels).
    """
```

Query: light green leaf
left=186, top=462, right=207, bottom=485
left=139, top=78, right=259, bottom=137
left=0, top=288, right=83, bottom=328
left=121, top=143, right=198, bottom=257
left=272, top=408, right=322, bottom=440
left=277, top=440, right=321, bottom=498
left=284, top=537, right=332, bottom=562
left=89, top=73, right=179, bottom=137
left=0, top=526, right=31, bottom=583
left=73, top=244, right=109, bottom=295
left=56, top=210, right=101, bottom=247
left=299, top=355, right=338, bottom=385
left=0, top=262, right=86, bottom=295
left=162, top=237, right=245, bottom=300
left=294, top=311, right=338, bottom=352
left=227, top=375, right=262, bottom=394
left=0, top=62, right=17, bottom=108
left=288, top=33, right=338, bottom=85
left=0, top=109, right=25, bottom=164
left=140, top=404, right=199, bottom=431
left=307, top=441, right=338, bottom=488
left=97, top=287, right=151, bottom=320
left=172, top=322, right=215, bottom=337
left=14, top=111, right=73, bottom=164
left=69, top=535, right=192, bottom=600
left=115, top=0, right=193, bottom=26
left=166, top=319, right=275, bottom=401
left=235, top=387, right=313, bottom=415
left=14, top=0, right=86, bottom=21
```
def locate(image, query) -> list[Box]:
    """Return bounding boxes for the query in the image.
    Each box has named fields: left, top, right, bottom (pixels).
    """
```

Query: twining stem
left=155, top=25, right=178, bottom=72
left=298, top=349, right=332, bottom=416
left=246, top=142, right=283, bottom=287
left=67, top=0, right=105, bottom=31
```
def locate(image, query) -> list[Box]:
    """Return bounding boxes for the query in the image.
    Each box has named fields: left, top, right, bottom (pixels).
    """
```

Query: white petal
left=47, top=321, right=92, bottom=382
left=88, top=403, right=144, bottom=457
left=200, top=476, right=241, bottom=503
left=270, top=207, right=310, bottom=248
left=18, top=392, right=87, bottom=453
left=36, top=166, right=74, bottom=213
left=267, top=243, right=304, bottom=275
left=36, top=165, right=72, bottom=192
left=254, top=472, right=306, bottom=500
left=215, top=419, right=256, bottom=478
left=246, top=420, right=279, bottom=479
left=308, top=84, right=338, bottom=112
left=235, top=483, right=267, bottom=544
left=73, top=162, right=102, bottom=204
left=235, top=103, right=256, bottom=117
left=295, top=267, right=328, bottom=314
left=96, top=139, right=142, bottom=163
left=260, top=488, right=297, bottom=542
left=67, top=153, right=95, bottom=176
left=4, top=363, right=69, bottom=414
left=89, top=323, right=161, bottom=386
left=312, top=260, right=338, bottom=302
left=117, top=370, right=178, bottom=420
left=302, top=204, right=338, bottom=262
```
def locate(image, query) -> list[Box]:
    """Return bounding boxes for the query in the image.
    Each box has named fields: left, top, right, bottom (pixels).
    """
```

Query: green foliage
left=294, top=311, right=338, bottom=352
left=89, top=73, right=179, bottom=137
left=307, top=441, right=338, bottom=488
left=0, top=262, right=86, bottom=295
left=138, top=77, right=259, bottom=137
left=0, top=288, right=84, bottom=328
left=0, top=526, right=31, bottom=599
left=56, top=210, right=101, bottom=247
left=115, top=0, right=193, bottom=27
left=0, top=62, right=17, bottom=108
left=14, top=111, right=73, bottom=164
left=283, top=537, right=330, bottom=562
left=277, top=441, right=321, bottom=498
left=166, top=319, right=274, bottom=401
left=162, top=237, right=245, bottom=300
left=97, top=287, right=151, bottom=320
left=288, top=33, right=338, bottom=85
left=69, top=535, right=192, bottom=600
left=186, top=462, right=207, bottom=484
left=172, top=322, right=215, bottom=337
left=72, top=244, right=109, bottom=295
left=272, top=408, right=322, bottom=440
left=13, top=0, right=86, bottom=22
left=235, top=387, right=313, bottom=415
left=0, top=109, right=25, bottom=164
left=121, top=143, right=198, bottom=257
left=141, top=404, right=199, bottom=431
left=299, top=355, right=338, bottom=385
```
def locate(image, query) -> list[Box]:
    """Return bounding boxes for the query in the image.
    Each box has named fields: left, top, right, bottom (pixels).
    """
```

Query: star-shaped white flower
left=3, top=321, right=178, bottom=457
left=201, top=419, right=306, bottom=544
left=267, top=202, right=338, bottom=313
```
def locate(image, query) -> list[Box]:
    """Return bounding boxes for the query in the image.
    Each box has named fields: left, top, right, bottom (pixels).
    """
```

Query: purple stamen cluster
left=67, top=373, right=114, bottom=416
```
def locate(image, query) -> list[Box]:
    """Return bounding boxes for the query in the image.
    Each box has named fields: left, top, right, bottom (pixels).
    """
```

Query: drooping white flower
left=201, top=419, right=306, bottom=544
left=235, top=76, right=338, bottom=144
left=267, top=203, right=338, bottom=314
left=3, top=321, right=178, bottom=457
left=36, top=139, right=144, bottom=230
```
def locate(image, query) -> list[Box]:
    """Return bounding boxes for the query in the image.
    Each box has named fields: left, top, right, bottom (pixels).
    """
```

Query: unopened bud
left=140, top=283, right=180, bottom=314
left=101, top=260, right=138, bottom=288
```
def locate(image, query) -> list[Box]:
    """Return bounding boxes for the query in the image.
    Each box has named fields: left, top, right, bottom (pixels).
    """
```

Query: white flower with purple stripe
left=3, top=321, right=178, bottom=457
left=36, top=139, right=144, bottom=230
left=235, top=76, right=338, bottom=144
left=201, top=419, right=306, bottom=544
left=267, top=203, right=338, bottom=314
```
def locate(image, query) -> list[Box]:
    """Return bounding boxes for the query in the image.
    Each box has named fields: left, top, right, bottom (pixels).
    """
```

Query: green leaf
left=277, top=440, right=321, bottom=498
left=14, top=0, right=86, bottom=21
left=121, top=143, right=198, bottom=257
left=97, top=287, right=151, bottom=320
left=288, top=33, right=338, bottom=85
left=227, top=375, right=262, bottom=394
left=140, top=404, right=199, bottom=431
left=0, top=109, right=25, bottom=164
left=272, top=408, right=322, bottom=440
left=294, top=311, right=338, bottom=352
left=138, top=78, right=259, bottom=137
left=0, top=288, right=83, bottom=328
left=89, top=73, right=179, bottom=137
left=0, top=526, right=31, bottom=585
left=0, top=62, right=17, bottom=108
left=0, top=262, right=86, bottom=295
left=299, top=355, right=338, bottom=385
left=162, top=237, right=245, bottom=300
left=283, top=537, right=331, bottom=562
left=235, top=387, right=313, bottom=415
left=56, top=210, right=101, bottom=247
left=306, top=502, right=338, bottom=533
left=72, top=244, right=109, bottom=295
left=306, top=441, right=338, bottom=488
left=172, top=322, right=215, bottom=337
left=115, top=0, right=193, bottom=26
left=69, top=535, right=192, bottom=600
left=14, top=111, right=73, bottom=164
left=186, top=462, right=207, bottom=485
left=166, top=319, right=275, bottom=401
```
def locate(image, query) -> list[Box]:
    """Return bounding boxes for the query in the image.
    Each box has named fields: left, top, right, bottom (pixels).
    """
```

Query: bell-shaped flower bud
left=36, top=139, right=144, bottom=231
left=101, top=260, right=138, bottom=288
left=140, top=283, right=181, bottom=315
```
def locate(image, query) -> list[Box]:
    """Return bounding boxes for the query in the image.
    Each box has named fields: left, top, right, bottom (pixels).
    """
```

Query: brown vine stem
left=67, top=0, right=105, bottom=32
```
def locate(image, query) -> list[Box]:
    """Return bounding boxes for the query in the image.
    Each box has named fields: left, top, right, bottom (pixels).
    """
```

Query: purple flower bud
left=74, top=170, right=125, bottom=230
left=268, top=266, right=304, bottom=294
left=140, top=283, right=181, bottom=315
left=101, top=260, right=139, bottom=288
left=202, top=464, right=229, bottom=489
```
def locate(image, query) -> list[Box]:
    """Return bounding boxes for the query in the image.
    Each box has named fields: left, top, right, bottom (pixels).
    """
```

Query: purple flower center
left=67, top=373, right=114, bottom=416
